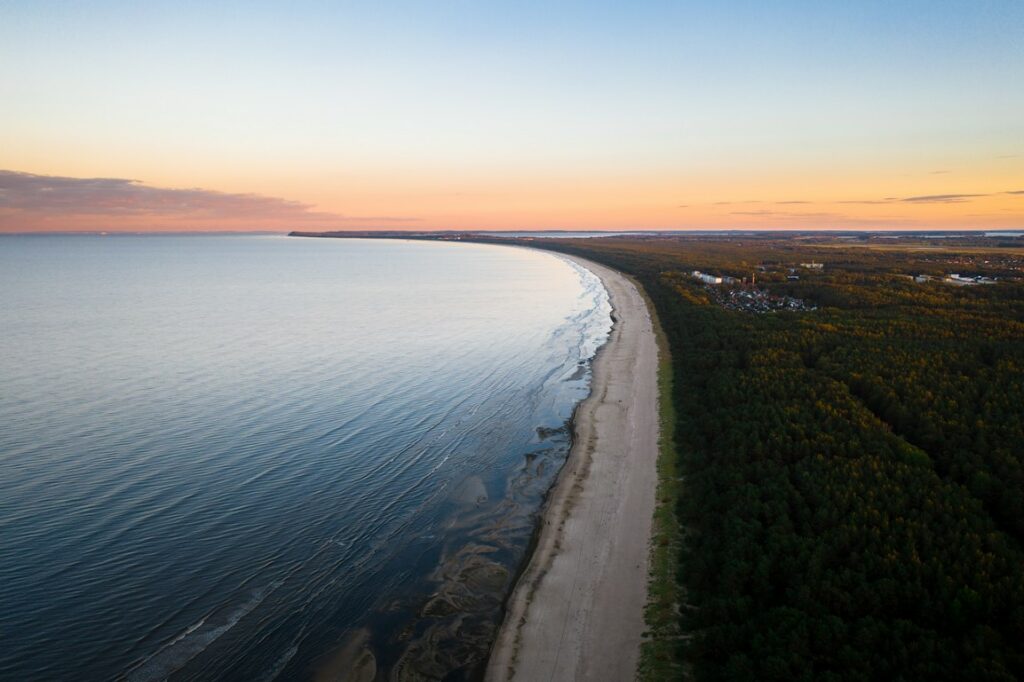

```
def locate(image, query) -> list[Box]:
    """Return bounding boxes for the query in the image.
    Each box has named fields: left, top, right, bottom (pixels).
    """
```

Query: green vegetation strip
left=634, top=277, right=688, bottom=681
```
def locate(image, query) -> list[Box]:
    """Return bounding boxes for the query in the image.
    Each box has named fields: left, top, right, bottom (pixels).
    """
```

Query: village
left=690, top=269, right=818, bottom=313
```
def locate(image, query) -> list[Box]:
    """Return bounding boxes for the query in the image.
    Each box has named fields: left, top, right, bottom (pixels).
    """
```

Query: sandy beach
left=486, top=254, right=661, bottom=682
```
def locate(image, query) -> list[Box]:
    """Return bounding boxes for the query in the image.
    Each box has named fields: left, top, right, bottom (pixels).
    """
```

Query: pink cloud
left=0, top=170, right=419, bottom=231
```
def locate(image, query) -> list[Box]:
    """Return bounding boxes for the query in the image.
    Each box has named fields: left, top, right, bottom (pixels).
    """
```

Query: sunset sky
left=2, top=0, right=1022, bottom=232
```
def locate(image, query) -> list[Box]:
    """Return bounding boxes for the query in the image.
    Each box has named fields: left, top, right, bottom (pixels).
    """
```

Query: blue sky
left=2, top=0, right=1022, bottom=230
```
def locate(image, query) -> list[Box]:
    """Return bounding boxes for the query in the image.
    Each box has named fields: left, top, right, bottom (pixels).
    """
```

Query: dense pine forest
left=505, top=234, right=1024, bottom=681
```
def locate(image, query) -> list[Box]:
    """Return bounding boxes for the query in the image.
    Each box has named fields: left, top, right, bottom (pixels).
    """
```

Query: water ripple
left=0, top=235, right=610, bottom=681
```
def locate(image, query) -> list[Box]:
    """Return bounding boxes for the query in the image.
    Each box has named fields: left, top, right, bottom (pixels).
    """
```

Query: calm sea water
left=0, top=235, right=610, bottom=681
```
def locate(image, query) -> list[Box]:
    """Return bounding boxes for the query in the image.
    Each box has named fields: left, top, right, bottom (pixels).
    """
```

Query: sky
left=1, top=0, right=1022, bottom=232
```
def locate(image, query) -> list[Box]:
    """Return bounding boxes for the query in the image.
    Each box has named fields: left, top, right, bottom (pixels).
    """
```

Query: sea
left=0, top=234, right=611, bottom=680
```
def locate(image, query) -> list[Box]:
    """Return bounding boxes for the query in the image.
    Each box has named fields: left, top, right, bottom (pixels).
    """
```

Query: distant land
left=290, top=228, right=1024, bottom=238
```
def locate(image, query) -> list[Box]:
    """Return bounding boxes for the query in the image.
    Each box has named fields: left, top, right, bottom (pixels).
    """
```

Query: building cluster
left=913, top=252, right=1023, bottom=276
left=706, top=286, right=817, bottom=314
left=913, top=272, right=1003, bottom=286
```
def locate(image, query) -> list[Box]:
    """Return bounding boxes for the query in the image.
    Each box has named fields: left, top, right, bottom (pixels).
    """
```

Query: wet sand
left=486, top=254, right=660, bottom=682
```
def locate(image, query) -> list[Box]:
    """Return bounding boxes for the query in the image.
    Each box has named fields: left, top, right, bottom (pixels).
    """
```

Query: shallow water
left=0, top=235, right=610, bottom=680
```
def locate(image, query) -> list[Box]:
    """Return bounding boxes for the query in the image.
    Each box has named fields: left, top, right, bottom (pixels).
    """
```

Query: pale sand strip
left=486, top=254, right=660, bottom=682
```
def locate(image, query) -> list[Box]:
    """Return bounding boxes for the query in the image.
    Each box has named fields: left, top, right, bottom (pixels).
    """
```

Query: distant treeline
left=500, top=236, right=1024, bottom=682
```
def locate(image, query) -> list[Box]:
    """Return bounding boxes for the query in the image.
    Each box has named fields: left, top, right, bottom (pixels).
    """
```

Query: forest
left=498, top=234, right=1024, bottom=681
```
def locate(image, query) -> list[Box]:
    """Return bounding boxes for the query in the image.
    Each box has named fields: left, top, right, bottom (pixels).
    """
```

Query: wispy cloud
left=704, top=190, right=1023, bottom=209
left=0, top=170, right=418, bottom=231
left=899, top=193, right=985, bottom=203
left=722, top=208, right=916, bottom=228
left=730, top=210, right=841, bottom=218
left=810, top=191, right=1021, bottom=206
left=839, top=193, right=988, bottom=204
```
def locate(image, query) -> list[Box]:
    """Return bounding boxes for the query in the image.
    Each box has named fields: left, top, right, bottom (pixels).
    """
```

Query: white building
left=692, top=270, right=722, bottom=285
left=945, top=274, right=996, bottom=286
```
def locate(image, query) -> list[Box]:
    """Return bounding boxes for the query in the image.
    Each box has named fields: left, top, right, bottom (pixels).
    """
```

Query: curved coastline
left=486, top=253, right=661, bottom=682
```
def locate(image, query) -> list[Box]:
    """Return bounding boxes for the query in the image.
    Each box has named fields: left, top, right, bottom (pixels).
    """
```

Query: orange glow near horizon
left=2, top=161, right=1022, bottom=233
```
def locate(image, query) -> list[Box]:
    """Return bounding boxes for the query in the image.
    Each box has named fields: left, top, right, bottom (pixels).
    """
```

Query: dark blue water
left=0, top=235, right=610, bottom=680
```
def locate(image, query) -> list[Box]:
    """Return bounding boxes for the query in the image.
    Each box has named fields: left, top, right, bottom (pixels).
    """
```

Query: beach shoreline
left=485, top=253, right=661, bottom=682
